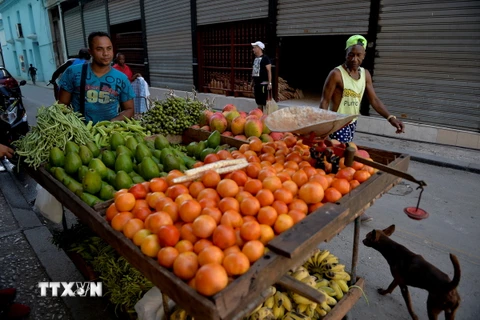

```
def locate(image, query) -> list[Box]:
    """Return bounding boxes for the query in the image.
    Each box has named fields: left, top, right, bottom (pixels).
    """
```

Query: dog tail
left=448, top=254, right=461, bottom=290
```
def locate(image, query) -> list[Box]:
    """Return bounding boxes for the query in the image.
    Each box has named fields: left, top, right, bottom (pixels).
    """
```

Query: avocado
left=86, top=141, right=100, bottom=158
left=88, top=158, right=108, bottom=179
left=154, top=135, right=170, bottom=150
left=79, top=145, right=93, bottom=165
left=115, top=153, right=133, bottom=173
left=110, top=132, right=125, bottom=150
left=49, top=147, right=65, bottom=167
left=64, top=152, right=82, bottom=175
left=65, top=141, right=79, bottom=154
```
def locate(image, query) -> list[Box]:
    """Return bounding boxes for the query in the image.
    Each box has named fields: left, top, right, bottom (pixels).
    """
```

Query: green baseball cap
left=345, top=35, right=367, bottom=50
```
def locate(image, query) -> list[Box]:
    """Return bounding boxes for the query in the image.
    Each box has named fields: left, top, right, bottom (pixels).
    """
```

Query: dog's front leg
left=400, top=285, right=418, bottom=320
left=378, top=279, right=398, bottom=295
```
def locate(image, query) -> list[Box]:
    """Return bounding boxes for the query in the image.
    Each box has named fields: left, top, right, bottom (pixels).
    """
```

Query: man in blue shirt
left=59, top=32, right=135, bottom=123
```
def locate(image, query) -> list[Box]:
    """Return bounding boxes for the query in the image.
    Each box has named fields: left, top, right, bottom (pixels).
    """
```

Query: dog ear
left=383, top=224, right=395, bottom=236
left=371, top=230, right=379, bottom=241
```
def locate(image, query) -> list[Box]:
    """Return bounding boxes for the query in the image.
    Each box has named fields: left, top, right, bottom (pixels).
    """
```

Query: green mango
left=163, top=154, right=181, bottom=173
left=115, top=153, right=133, bottom=173
left=110, top=132, right=125, bottom=150
left=114, top=170, right=134, bottom=190
left=66, top=178, right=83, bottom=195
left=79, top=145, right=93, bottom=165
left=194, top=140, right=207, bottom=160
left=78, top=165, right=89, bottom=182
left=154, top=135, right=170, bottom=150
left=65, top=141, right=79, bottom=154
left=134, top=133, right=145, bottom=143
left=53, top=167, right=67, bottom=183
left=135, top=143, right=152, bottom=163
left=186, top=142, right=197, bottom=157
left=86, top=141, right=100, bottom=158
left=49, top=147, right=65, bottom=167
left=132, top=175, right=146, bottom=184
left=116, top=145, right=133, bottom=158
left=207, top=130, right=221, bottom=149
left=101, top=150, right=116, bottom=169
left=79, top=192, right=102, bottom=207
left=82, top=169, right=102, bottom=194
left=140, top=157, right=160, bottom=180
left=64, top=152, right=82, bottom=175
left=125, top=136, right=138, bottom=152
left=88, top=158, right=108, bottom=179
left=99, top=184, right=116, bottom=201
left=152, top=149, right=162, bottom=159
left=160, top=148, right=174, bottom=164
left=105, top=168, right=116, bottom=186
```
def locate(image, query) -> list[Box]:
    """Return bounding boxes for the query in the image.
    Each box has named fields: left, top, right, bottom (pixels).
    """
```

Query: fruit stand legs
left=350, top=216, right=361, bottom=284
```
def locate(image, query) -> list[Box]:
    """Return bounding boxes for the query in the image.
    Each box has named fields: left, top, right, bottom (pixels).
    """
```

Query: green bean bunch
left=13, top=103, right=93, bottom=169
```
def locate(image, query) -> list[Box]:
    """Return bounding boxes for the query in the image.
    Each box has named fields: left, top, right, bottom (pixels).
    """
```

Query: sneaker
left=361, top=214, right=373, bottom=223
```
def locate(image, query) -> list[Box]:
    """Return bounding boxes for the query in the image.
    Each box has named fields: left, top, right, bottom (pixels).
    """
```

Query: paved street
left=0, top=83, right=479, bottom=319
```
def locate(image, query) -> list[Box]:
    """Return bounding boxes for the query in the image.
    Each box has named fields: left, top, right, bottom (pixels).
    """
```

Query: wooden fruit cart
left=27, top=128, right=410, bottom=320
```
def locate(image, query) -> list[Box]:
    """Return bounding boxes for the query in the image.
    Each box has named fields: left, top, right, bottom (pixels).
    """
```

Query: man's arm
left=111, top=99, right=134, bottom=121
left=266, top=64, right=272, bottom=90
left=58, top=89, right=72, bottom=106
left=365, top=70, right=405, bottom=133
left=319, top=69, right=340, bottom=110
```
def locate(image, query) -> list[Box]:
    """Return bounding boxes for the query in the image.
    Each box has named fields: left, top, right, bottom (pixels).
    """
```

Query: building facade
left=0, top=0, right=57, bottom=82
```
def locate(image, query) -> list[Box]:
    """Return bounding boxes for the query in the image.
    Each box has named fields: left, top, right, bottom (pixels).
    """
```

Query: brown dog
left=363, top=225, right=461, bottom=320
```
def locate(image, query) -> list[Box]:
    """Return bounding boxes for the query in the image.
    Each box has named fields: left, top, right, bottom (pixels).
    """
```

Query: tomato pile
left=105, top=133, right=376, bottom=297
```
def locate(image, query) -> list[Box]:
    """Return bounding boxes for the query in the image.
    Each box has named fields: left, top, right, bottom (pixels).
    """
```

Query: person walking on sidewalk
left=319, top=35, right=405, bottom=143
left=58, top=32, right=135, bottom=124
left=251, top=41, right=272, bottom=112
left=28, top=64, right=37, bottom=85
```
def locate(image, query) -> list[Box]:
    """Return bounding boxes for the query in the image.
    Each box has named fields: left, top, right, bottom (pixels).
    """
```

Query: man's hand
left=389, top=118, right=405, bottom=134
left=132, top=73, right=142, bottom=81
left=0, top=144, right=14, bottom=159
left=267, top=83, right=272, bottom=91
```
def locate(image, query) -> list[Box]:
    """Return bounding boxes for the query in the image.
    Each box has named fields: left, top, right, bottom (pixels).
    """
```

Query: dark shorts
left=254, top=83, right=268, bottom=106
left=329, top=120, right=357, bottom=143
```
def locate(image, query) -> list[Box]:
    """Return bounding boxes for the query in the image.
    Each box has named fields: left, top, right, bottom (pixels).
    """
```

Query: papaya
left=64, top=152, right=82, bottom=175
left=49, top=147, right=65, bottom=167
left=207, top=130, right=221, bottom=149
left=82, top=169, right=102, bottom=194
left=154, top=135, right=170, bottom=150
left=79, top=145, right=93, bottom=165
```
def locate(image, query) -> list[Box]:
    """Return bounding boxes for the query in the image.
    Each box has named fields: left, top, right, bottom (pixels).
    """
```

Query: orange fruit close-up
left=212, top=225, right=236, bottom=249
left=157, top=247, right=179, bottom=268
left=235, top=190, right=253, bottom=204
left=218, top=197, right=240, bottom=213
left=242, top=240, right=265, bottom=263
left=165, top=170, right=184, bottom=186
left=115, top=193, right=136, bottom=212
left=114, top=189, right=128, bottom=200
left=223, top=252, right=250, bottom=276
left=162, top=202, right=179, bottom=222
left=175, top=193, right=193, bottom=206
left=235, top=229, right=245, bottom=247
left=146, top=211, right=173, bottom=233
left=146, top=191, right=166, bottom=209
left=223, top=245, right=241, bottom=256
left=272, top=200, right=289, bottom=216
left=129, top=183, right=148, bottom=200
left=220, top=210, right=244, bottom=228
left=192, top=215, right=217, bottom=239
left=246, top=162, right=262, bottom=179
left=217, top=150, right=233, bottom=160
left=350, top=179, right=361, bottom=189
left=256, top=189, right=275, bottom=207
left=354, top=170, right=371, bottom=183
left=292, top=169, right=308, bottom=187
left=204, top=153, right=220, bottom=164
left=274, top=213, right=294, bottom=234
left=284, top=161, right=299, bottom=171
left=132, top=229, right=152, bottom=246
left=197, top=188, right=220, bottom=202
left=175, top=239, right=194, bottom=253
left=288, top=199, right=308, bottom=214
left=249, top=138, right=263, bottom=152
left=173, top=251, right=199, bottom=280
left=202, top=170, right=221, bottom=188
left=262, top=176, right=283, bottom=192
left=111, top=212, right=134, bottom=232
left=259, top=224, right=275, bottom=245
left=288, top=210, right=307, bottom=224
left=324, top=187, right=343, bottom=203
left=240, top=197, right=261, bottom=216
left=180, top=223, right=198, bottom=243
left=197, top=246, right=225, bottom=266
left=257, top=206, right=278, bottom=226
left=331, top=178, right=351, bottom=195
left=240, top=220, right=261, bottom=241
left=201, top=207, right=222, bottom=224
left=298, top=182, right=325, bottom=204
left=309, top=174, right=330, bottom=190
left=282, top=180, right=298, bottom=196
left=244, top=179, right=263, bottom=195
left=195, top=263, right=229, bottom=296
left=165, top=184, right=189, bottom=201
left=193, top=239, right=213, bottom=255
left=179, top=199, right=203, bottom=223
left=258, top=168, right=276, bottom=182
left=217, top=179, right=239, bottom=198
left=149, top=177, right=168, bottom=193
left=157, top=225, right=180, bottom=247
left=140, top=234, right=161, bottom=258
left=155, top=196, right=174, bottom=212
left=336, top=168, right=355, bottom=181
left=309, top=202, right=324, bottom=213
left=123, top=218, right=144, bottom=239
left=230, top=170, right=248, bottom=186
left=273, top=187, right=294, bottom=204
left=106, top=203, right=119, bottom=222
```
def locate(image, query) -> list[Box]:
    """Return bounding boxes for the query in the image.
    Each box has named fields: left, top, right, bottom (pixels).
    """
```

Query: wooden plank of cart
left=26, top=128, right=409, bottom=320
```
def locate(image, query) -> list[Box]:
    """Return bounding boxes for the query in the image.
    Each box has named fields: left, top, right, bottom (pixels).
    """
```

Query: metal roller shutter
left=277, top=0, right=371, bottom=37
left=108, top=0, right=141, bottom=25
left=196, top=0, right=268, bottom=25
left=83, top=0, right=108, bottom=43
left=64, top=6, right=84, bottom=57
left=373, top=0, right=480, bottom=131
left=144, top=0, right=193, bottom=90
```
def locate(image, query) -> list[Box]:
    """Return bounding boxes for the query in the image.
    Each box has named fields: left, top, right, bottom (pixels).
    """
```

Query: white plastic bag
left=34, top=184, right=63, bottom=223
left=135, top=287, right=176, bottom=320
left=265, top=90, right=279, bottom=115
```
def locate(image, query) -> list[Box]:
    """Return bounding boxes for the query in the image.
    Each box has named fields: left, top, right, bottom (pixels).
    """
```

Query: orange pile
left=106, top=134, right=375, bottom=297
